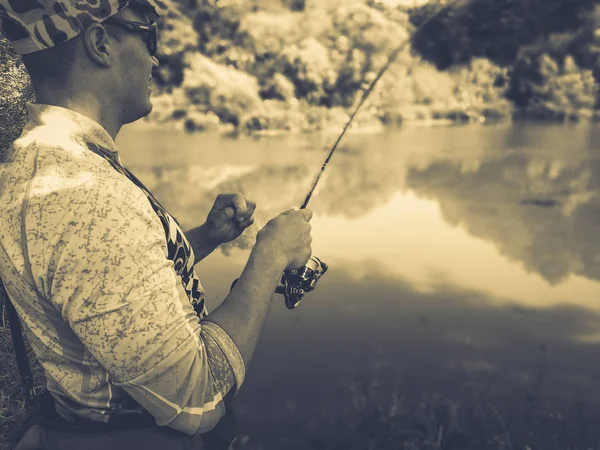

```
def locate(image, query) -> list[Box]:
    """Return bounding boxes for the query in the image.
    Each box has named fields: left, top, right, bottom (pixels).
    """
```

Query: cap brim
left=136, top=0, right=171, bottom=16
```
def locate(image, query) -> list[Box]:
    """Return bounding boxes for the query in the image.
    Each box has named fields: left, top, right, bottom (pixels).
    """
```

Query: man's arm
left=202, top=244, right=286, bottom=367
left=184, top=193, right=256, bottom=265
left=203, top=209, right=313, bottom=367
left=29, top=170, right=245, bottom=435
left=185, top=223, right=220, bottom=264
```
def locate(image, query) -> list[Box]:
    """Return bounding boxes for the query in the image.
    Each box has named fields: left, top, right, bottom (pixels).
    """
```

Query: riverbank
left=140, top=88, right=514, bottom=136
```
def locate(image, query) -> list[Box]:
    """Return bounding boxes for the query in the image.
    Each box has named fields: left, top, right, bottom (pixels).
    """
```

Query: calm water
left=117, top=123, right=600, bottom=444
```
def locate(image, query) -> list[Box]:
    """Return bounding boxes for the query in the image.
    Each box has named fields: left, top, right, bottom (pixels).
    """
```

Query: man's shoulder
left=6, top=125, right=151, bottom=221
left=15, top=122, right=106, bottom=165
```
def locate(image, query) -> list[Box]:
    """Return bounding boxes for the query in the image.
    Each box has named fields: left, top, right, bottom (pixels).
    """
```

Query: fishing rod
left=239, top=0, right=573, bottom=308
left=299, top=0, right=464, bottom=209
left=300, top=39, right=409, bottom=209
left=274, top=0, right=462, bottom=309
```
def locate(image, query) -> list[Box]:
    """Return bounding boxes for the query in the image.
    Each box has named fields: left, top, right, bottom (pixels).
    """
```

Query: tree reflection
left=310, top=143, right=402, bottom=219
left=128, top=137, right=409, bottom=251
left=126, top=125, right=600, bottom=284
left=405, top=151, right=600, bottom=284
left=130, top=164, right=314, bottom=252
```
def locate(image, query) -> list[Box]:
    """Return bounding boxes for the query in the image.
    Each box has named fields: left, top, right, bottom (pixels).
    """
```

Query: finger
left=298, top=208, right=313, bottom=222
left=217, top=193, right=248, bottom=220
left=223, top=207, right=235, bottom=219
left=245, top=200, right=257, bottom=219
left=230, top=194, right=248, bottom=221
left=238, top=218, right=255, bottom=230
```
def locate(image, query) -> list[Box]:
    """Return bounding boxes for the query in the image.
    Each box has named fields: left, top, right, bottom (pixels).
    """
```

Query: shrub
left=182, top=53, right=262, bottom=126
left=279, top=38, right=335, bottom=104
left=241, top=100, right=307, bottom=132
left=508, top=51, right=598, bottom=120
left=238, top=11, right=300, bottom=56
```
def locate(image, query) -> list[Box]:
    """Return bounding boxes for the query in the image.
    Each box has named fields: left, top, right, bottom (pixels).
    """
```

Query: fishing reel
left=230, top=255, right=328, bottom=309
left=276, top=255, right=328, bottom=309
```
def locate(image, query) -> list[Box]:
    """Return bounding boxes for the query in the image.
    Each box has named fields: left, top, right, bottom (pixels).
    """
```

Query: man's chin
left=125, top=101, right=153, bottom=125
left=143, top=100, right=153, bottom=117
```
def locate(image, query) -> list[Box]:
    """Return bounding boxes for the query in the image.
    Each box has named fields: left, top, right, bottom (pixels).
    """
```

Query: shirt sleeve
left=23, top=155, right=246, bottom=435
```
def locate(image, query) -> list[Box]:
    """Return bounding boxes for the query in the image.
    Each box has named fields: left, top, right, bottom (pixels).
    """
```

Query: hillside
left=145, top=0, right=512, bottom=133
left=2, top=0, right=599, bottom=148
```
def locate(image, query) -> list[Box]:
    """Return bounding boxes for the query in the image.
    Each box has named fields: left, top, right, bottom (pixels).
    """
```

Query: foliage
left=182, top=52, right=262, bottom=126
left=152, top=9, right=200, bottom=88
left=409, top=0, right=600, bottom=121
left=4, top=0, right=600, bottom=134
left=409, top=0, right=598, bottom=70
left=508, top=53, right=598, bottom=121
left=278, top=37, right=335, bottom=105
left=0, top=35, right=32, bottom=161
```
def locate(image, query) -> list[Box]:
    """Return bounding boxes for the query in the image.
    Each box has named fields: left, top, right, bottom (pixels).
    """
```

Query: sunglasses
left=104, top=18, right=158, bottom=57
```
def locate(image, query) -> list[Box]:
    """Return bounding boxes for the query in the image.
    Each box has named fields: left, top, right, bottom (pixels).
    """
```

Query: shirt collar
left=25, top=102, right=119, bottom=155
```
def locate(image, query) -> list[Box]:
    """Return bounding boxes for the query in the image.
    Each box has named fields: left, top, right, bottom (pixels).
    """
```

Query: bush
left=259, top=73, right=297, bottom=102
left=508, top=51, right=598, bottom=120
left=279, top=37, right=335, bottom=104
left=241, top=100, right=307, bottom=132
left=238, top=11, right=300, bottom=56
left=325, top=1, right=410, bottom=107
left=182, top=53, right=262, bottom=126
left=0, top=36, right=33, bottom=161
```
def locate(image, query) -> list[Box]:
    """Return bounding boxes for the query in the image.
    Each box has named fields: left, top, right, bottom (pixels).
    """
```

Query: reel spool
left=276, top=255, right=328, bottom=309
left=230, top=255, right=328, bottom=309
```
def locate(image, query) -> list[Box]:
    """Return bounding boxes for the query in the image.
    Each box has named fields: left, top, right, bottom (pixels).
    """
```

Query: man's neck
left=33, top=88, right=122, bottom=140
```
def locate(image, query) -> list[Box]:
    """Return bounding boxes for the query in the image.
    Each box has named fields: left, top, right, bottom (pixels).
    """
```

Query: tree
left=409, top=0, right=597, bottom=70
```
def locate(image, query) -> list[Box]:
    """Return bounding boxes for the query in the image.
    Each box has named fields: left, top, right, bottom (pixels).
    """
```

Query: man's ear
left=82, top=23, right=112, bottom=67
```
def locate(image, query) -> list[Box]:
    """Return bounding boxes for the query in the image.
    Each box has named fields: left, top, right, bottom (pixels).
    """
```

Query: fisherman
left=0, top=1, right=313, bottom=449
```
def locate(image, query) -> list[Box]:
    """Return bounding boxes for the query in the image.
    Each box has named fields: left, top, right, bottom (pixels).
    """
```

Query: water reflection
left=117, top=124, right=600, bottom=443
left=405, top=149, right=600, bottom=285
left=197, top=251, right=600, bottom=434
left=119, top=123, right=600, bottom=289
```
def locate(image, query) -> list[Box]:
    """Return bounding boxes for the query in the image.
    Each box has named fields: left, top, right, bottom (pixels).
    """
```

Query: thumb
left=222, top=207, right=235, bottom=219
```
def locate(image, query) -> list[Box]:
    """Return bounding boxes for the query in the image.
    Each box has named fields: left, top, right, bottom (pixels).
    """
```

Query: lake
left=117, top=123, right=600, bottom=449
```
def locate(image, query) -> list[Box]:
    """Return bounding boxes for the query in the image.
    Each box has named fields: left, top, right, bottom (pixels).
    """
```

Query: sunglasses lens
left=148, top=26, right=157, bottom=56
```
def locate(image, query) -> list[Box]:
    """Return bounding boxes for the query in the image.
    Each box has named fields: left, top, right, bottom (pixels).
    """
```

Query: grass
left=0, top=323, right=45, bottom=450
left=230, top=364, right=600, bottom=450
left=0, top=36, right=33, bottom=163
left=1, top=319, right=598, bottom=450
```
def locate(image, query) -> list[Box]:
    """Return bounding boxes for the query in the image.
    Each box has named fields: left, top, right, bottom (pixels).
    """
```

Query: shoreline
left=133, top=115, right=506, bottom=136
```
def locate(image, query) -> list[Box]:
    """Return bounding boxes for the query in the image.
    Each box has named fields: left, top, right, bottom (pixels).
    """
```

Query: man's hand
left=205, top=193, right=256, bottom=245
left=255, top=208, right=313, bottom=270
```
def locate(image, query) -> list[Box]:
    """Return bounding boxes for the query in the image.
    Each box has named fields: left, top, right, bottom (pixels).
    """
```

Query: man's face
left=110, top=6, right=158, bottom=124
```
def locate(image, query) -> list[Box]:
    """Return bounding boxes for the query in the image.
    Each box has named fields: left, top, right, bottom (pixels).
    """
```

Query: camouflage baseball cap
left=0, top=0, right=173, bottom=55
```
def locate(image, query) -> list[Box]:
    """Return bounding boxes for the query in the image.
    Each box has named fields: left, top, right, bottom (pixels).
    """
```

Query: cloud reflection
left=217, top=255, right=600, bottom=433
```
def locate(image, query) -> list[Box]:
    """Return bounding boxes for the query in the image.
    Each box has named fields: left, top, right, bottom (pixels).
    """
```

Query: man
left=0, top=1, right=313, bottom=449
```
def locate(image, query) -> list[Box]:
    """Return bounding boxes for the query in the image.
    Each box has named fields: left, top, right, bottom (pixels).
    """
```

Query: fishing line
left=299, top=0, right=579, bottom=209
left=300, top=0, right=460, bottom=209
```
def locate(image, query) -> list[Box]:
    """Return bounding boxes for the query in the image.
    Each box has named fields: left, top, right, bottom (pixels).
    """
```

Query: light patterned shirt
left=0, top=103, right=245, bottom=435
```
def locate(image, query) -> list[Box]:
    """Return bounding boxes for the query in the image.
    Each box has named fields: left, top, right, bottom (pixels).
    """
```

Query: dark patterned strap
left=0, top=276, right=37, bottom=410
left=85, top=142, right=207, bottom=316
